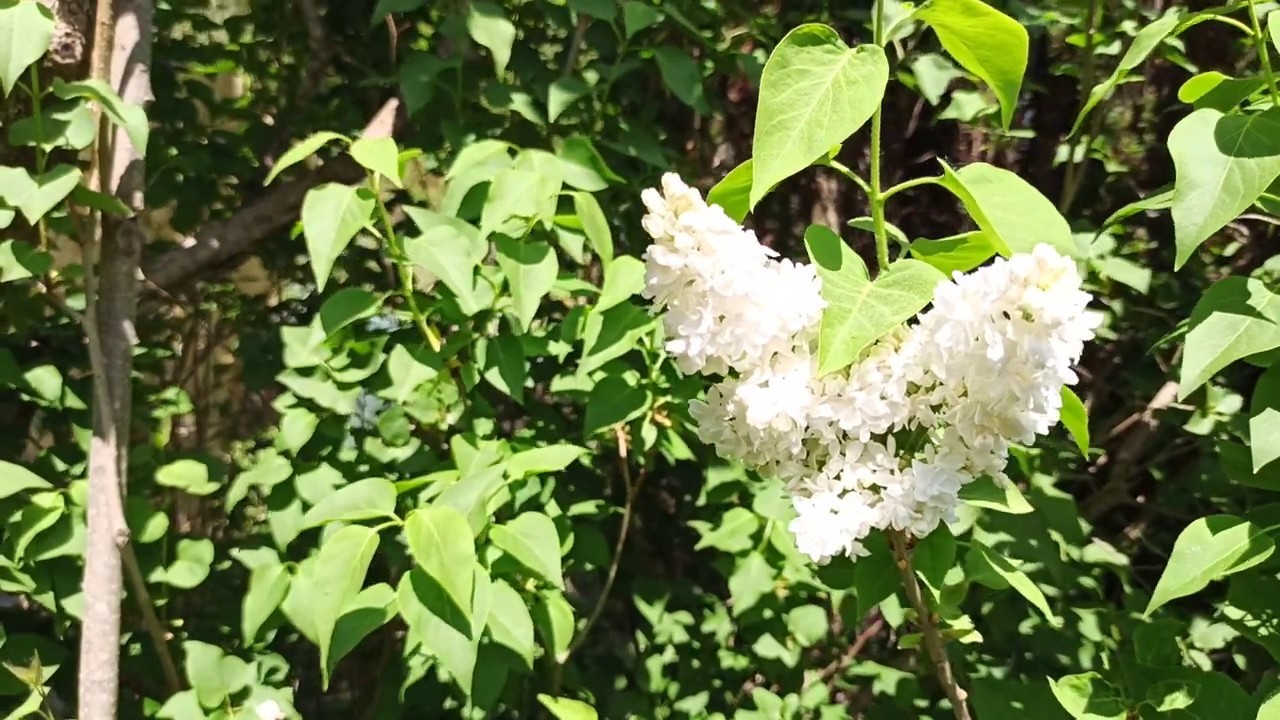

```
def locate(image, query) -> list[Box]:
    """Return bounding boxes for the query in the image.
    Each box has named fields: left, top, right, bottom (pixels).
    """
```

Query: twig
left=122, top=546, right=182, bottom=694
left=889, top=531, right=972, bottom=720
left=811, top=614, right=885, bottom=687
left=562, top=14, right=591, bottom=76
left=1059, top=0, right=1103, bottom=214
left=550, top=426, right=644, bottom=692
left=143, top=97, right=401, bottom=292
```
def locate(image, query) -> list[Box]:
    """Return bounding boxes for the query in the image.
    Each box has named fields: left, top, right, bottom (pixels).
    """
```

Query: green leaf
left=537, top=695, right=599, bottom=720
left=487, top=579, right=536, bottom=668
left=242, top=563, right=290, bottom=645
left=0, top=0, right=54, bottom=95
left=728, top=551, right=776, bottom=616
left=311, top=525, right=380, bottom=687
left=349, top=136, right=402, bottom=187
left=1059, top=387, right=1090, bottom=456
left=495, top=238, right=558, bottom=332
left=652, top=46, right=706, bottom=112
left=467, top=1, right=516, bottom=77
left=910, top=53, right=962, bottom=106
left=914, top=525, right=956, bottom=590
left=1146, top=515, right=1276, bottom=616
left=938, top=161, right=1076, bottom=257
left=807, top=233, right=942, bottom=376
left=505, top=444, right=586, bottom=480
left=706, top=159, right=753, bottom=222
left=750, top=24, right=888, bottom=207
left=966, top=542, right=1061, bottom=625
left=0, top=239, right=51, bottom=282
left=377, top=344, right=440, bottom=406
left=558, top=136, right=623, bottom=191
left=693, top=507, right=761, bottom=553
left=958, top=475, right=1034, bottom=514
left=491, top=512, right=564, bottom=588
left=1177, top=71, right=1264, bottom=112
left=583, top=374, right=650, bottom=435
left=183, top=641, right=229, bottom=708
left=1049, top=672, right=1127, bottom=720
left=0, top=165, right=81, bottom=225
left=1179, top=277, right=1280, bottom=399
left=155, top=459, right=221, bottom=496
left=578, top=303, right=655, bottom=375
left=786, top=605, right=828, bottom=646
left=548, top=76, right=588, bottom=123
left=264, top=131, right=347, bottom=185
left=480, top=329, right=527, bottom=403
left=917, top=0, right=1028, bottom=129
left=623, top=1, right=661, bottom=38
left=9, top=101, right=95, bottom=151
left=318, top=288, right=381, bottom=337
left=1071, top=9, right=1182, bottom=135
left=406, top=506, right=476, bottom=622
left=1170, top=108, right=1280, bottom=269
left=301, top=184, right=374, bottom=292
left=327, top=583, right=397, bottom=680
left=301, top=478, right=398, bottom=529
left=51, top=78, right=148, bottom=155
left=596, top=256, right=644, bottom=313
left=404, top=208, right=487, bottom=315
left=398, top=566, right=490, bottom=691
left=572, top=192, right=612, bottom=264
left=0, top=461, right=53, bottom=499
left=1252, top=363, right=1280, bottom=472
left=159, top=539, right=215, bottom=589
left=909, top=230, right=998, bottom=274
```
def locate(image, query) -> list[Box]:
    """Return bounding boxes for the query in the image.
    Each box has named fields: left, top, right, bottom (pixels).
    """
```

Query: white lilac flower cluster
left=640, top=173, right=1100, bottom=564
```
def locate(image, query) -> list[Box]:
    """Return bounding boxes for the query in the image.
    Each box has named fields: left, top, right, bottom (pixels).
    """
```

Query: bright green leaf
left=311, top=525, right=380, bottom=687
left=596, top=256, right=644, bottom=313
left=51, top=78, right=148, bottom=155
left=301, top=478, right=398, bottom=529
left=1059, top=387, right=1090, bottom=456
left=467, top=1, right=516, bottom=77
left=1169, top=108, right=1280, bottom=269
left=318, top=288, right=381, bottom=337
left=0, top=0, right=54, bottom=96
left=967, top=542, right=1060, bottom=625
left=572, top=191, right=613, bottom=264
left=1146, top=515, right=1276, bottom=616
left=909, top=230, right=998, bottom=274
left=487, top=579, right=536, bottom=668
left=0, top=461, right=53, bottom=500
left=349, top=136, right=402, bottom=187
left=750, top=24, right=887, bottom=207
left=807, top=237, right=942, bottom=376
left=1179, top=277, right=1280, bottom=399
left=706, top=159, right=753, bottom=222
left=939, top=161, right=1076, bottom=257
left=264, top=131, right=347, bottom=185
left=301, top=184, right=374, bottom=292
left=1251, top=363, right=1280, bottom=472
left=917, top=0, right=1028, bottom=129
left=155, top=459, right=220, bottom=496
left=491, top=512, right=563, bottom=588
left=537, top=695, right=599, bottom=720
left=242, top=563, right=290, bottom=645
left=495, top=238, right=558, bottom=332
left=1071, top=9, right=1182, bottom=135
left=405, top=505, right=476, bottom=622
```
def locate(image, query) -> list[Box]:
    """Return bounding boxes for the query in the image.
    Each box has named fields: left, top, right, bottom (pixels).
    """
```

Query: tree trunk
left=78, top=0, right=152, bottom=717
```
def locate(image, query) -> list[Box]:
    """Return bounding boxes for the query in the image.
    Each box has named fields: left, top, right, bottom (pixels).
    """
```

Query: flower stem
left=889, top=530, right=972, bottom=720
left=1249, top=0, right=1280, bottom=107
left=868, top=0, right=890, bottom=273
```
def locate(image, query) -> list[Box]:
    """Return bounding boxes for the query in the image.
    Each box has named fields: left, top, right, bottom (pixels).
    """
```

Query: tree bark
left=78, top=0, right=152, bottom=717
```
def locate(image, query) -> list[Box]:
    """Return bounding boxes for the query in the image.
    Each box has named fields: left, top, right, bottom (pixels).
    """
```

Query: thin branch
left=122, top=547, right=182, bottom=694
left=562, top=14, right=591, bottom=76
left=811, top=614, right=885, bottom=687
left=889, top=531, right=972, bottom=720
left=143, top=97, right=401, bottom=292
left=549, top=426, right=644, bottom=702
